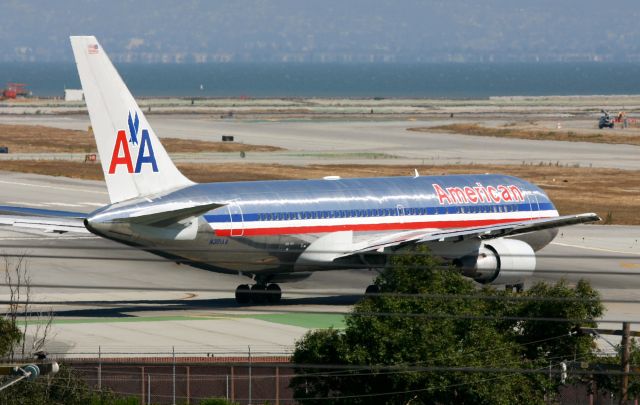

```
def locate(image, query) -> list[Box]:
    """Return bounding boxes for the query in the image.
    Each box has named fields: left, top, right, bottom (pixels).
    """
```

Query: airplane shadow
left=22, top=295, right=363, bottom=318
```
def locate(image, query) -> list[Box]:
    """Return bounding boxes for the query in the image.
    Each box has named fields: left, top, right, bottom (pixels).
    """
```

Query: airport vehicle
left=0, top=36, right=599, bottom=304
left=599, top=110, right=614, bottom=129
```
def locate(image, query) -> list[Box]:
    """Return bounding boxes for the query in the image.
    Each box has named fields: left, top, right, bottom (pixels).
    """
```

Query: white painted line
left=0, top=180, right=108, bottom=195
left=44, top=202, right=83, bottom=208
left=5, top=201, right=48, bottom=207
left=551, top=242, right=640, bottom=257
left=80, top=202, right=106, bottom=207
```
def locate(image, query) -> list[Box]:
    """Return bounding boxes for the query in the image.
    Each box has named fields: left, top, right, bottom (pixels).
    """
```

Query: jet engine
left=458, top=239, right=536, bottom=286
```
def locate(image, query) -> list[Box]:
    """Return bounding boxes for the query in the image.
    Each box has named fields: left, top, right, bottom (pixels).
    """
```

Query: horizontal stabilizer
left=0, top=216, right=89, bottom=234
left=0, top=205, right=86, bottom=218
left=111, top=202, right=224, bottom=227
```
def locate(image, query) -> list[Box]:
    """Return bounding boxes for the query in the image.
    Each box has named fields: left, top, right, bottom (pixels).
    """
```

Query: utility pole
left=620, top=322, right=631, bottom=405
left=248, top=345, right=252, bottom=405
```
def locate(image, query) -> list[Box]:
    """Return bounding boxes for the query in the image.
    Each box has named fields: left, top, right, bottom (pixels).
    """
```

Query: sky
left=1, top=0, right=639, bottom=63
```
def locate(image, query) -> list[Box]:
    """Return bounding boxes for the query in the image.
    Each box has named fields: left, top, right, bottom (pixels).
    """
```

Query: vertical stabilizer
left=70, top=36, right=193, bottom=203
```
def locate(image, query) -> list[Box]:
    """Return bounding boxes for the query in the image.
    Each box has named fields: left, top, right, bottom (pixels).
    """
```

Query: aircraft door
left=525, top=193, right=540, bottom=220
left=227, top=201, right=245, bottom=237
left=531, top=194, right=540, bottom=217
left=396, top=204, right=406, bottom=223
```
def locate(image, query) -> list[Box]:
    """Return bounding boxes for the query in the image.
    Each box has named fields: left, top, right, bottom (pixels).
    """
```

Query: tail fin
left=70, top=36, right=193, bottom=203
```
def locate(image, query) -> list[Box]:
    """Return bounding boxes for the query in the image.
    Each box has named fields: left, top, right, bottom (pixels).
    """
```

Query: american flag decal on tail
left=87, top=44, right=99, bottom=54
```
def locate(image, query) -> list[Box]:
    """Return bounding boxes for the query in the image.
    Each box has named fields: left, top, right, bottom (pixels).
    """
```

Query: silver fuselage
left=85, top=174, right=559, bottom=282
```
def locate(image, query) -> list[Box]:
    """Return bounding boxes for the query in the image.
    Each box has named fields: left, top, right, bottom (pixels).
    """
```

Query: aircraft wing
left=0, top=205, right=89, bottom=234
left=340, top=213, right=600, bottom=257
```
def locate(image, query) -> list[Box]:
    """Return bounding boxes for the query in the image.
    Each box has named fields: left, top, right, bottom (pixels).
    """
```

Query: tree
left=0, top=256, right=126, bottom=405
left=2, top=254, right=54, bottom=361
left=291, top=246, right=604, bottom=404
left=592, top=339, right=640, bottom=401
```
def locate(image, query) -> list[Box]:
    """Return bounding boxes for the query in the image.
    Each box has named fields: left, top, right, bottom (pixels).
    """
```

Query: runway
left=1, top=115, right=639, bottom=170
left=0, top=172, right=637, bottom=356
left=0, top=107, right=638, bottom=355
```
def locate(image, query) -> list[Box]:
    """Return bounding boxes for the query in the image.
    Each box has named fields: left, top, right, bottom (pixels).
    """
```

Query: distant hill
left=1, top=0, right=639, bottom=63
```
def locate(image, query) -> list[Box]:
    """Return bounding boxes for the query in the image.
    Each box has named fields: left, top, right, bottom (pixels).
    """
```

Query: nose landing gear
left=235, top=283, right=282, bottom=304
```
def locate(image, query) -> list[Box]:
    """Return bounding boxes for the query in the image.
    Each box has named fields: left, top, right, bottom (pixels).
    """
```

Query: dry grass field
left=410, top=123, right=640, bottom=146
left=0, top=160, right=636, bottom=225
left=0, top=124, right=283, bottom=153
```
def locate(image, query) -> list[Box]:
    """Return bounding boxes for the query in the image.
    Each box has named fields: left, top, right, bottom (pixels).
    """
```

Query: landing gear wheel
left=235, top=284, right=251, bottom=304
left=505, top=283, right=525, bottom=293
left=266, top=284, right=282, bottom=304
left=365, top=284, right=380, bottom=295
left=251, top=284, right=267, bottom=304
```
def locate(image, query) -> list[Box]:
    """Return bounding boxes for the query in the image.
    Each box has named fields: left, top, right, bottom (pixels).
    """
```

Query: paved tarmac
left=1, top=115, right=639, bottom=170
left=0, top=168, right=638, bottom=356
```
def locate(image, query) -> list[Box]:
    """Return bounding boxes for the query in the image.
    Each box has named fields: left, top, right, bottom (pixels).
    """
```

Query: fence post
left=172, top=346, right=176, bottom=405
left=231, top=366, right=235, bottom=402
left=147, top=374, right=151, bottom=405
left=275, top=366, right=280, bottom=405
left=98, top=346, right=102, bottom=392
left=141, top=366, right=145, bottom=404
left=186, top=366, right=190, bottom=405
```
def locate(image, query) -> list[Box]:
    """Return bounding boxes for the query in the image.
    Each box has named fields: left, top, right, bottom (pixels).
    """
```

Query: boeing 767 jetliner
left=0, top=36, right=599, bottom=304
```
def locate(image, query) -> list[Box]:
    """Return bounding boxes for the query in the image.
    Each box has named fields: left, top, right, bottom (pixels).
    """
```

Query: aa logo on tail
left=108, top=112, right=158, bottom=174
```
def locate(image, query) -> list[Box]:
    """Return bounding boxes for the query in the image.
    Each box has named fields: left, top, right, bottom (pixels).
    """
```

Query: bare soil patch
left=410, top=123, right=640, bottom=146
left=0, top=161, right=636, bottom=225
left=0, top=124, right=283, bottom=153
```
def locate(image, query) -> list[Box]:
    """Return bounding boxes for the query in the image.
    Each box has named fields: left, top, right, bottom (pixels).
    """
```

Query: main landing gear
left=235, top=283, right=282, bottom=304
left=506, top=283, right=525, bottom=293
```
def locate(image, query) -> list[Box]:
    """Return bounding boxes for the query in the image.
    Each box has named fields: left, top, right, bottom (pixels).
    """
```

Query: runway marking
left=6, top=201, right=48, bottom=207
left=44, top=202, right=83, bottom=208
left=0, top=179, right=108, bottom=195
left=551, top=242, right=640, bottom=257
left=5, top=201, right=104, bottom=208
left=621, top=262, right=640, bottom=269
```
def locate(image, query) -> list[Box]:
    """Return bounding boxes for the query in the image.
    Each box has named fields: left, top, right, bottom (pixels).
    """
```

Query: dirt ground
left=0, top=160, right=636, bottom=225
left=0, top=124, right=283, bottom=153
left=410, top=123, right=640, bottom=146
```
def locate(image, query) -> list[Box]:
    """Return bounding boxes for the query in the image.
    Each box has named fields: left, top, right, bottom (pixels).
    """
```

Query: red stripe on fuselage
left=212, top=217, right=550, bottom=237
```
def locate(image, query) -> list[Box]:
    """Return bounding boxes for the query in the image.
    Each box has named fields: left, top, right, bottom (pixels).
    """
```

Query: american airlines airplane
left=0, top=36, right=599, bottom=304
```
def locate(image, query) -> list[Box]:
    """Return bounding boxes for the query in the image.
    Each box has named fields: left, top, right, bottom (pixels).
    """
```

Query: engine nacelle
left=461, top=239, right=536, bottom=285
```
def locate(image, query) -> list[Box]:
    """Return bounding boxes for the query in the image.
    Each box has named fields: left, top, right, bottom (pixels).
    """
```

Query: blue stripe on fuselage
left=204, top=202, right=556, bottom=223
